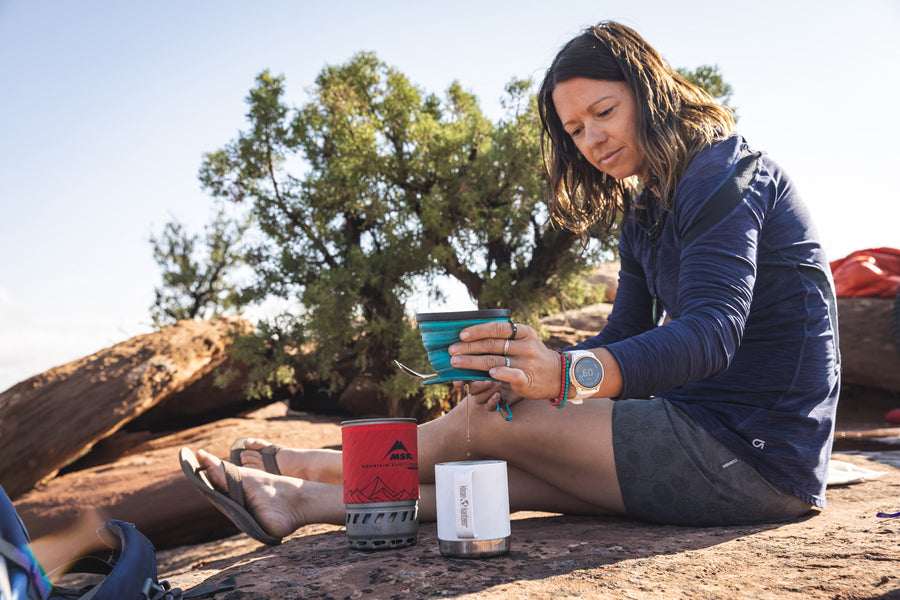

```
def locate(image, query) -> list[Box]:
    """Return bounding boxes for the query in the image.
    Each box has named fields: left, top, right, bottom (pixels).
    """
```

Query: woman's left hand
left=452, top=379, right=523, bottom=411
left=448, top=320, right=561, bottom=401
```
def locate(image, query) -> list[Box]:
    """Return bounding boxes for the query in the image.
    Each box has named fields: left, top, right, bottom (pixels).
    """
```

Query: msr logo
left=384, top=440, right=413, bottom=461
left=752, top=439, right=766, bottom=450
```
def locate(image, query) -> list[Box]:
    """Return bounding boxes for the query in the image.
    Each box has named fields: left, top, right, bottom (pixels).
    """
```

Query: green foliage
left=149, top=203, right=251, bottom=327
left=157, top=54, right=734, bottom=410
left=191, top=54, right=619, bottom=406
left=213, top=316, right=310, bottom=400
left=676, top=64, right=738, bottom=121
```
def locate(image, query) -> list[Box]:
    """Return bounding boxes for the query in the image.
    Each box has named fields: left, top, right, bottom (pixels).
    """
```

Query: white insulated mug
left=434, top=460, right=510, bottom=558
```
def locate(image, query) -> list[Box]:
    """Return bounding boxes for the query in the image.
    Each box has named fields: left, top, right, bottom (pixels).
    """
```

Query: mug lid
left=416, top=309, right=510, bottom=322
left=341, top=417, right=417, bottom=426
left=435, top=460, right=507, bottom=467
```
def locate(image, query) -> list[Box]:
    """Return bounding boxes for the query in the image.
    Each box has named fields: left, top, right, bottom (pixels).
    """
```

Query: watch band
left=565, top=350, right=604, bottom=404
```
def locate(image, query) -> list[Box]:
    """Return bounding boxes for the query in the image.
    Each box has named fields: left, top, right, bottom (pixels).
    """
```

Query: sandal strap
left=229, top=438, right=247, bottom=466
left=259, top=445, right=282, bottom=476
left=222, top=460, right=245, bottom=508
left=230, top=438, right=282, bottom=476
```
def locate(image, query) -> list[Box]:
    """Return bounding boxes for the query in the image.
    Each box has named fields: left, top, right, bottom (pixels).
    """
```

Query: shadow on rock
left=164, top=512, right=807, bottom=599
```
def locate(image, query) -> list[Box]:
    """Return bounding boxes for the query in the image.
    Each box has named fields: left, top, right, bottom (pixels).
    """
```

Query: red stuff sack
left=829, top=247, right=900, bottom=298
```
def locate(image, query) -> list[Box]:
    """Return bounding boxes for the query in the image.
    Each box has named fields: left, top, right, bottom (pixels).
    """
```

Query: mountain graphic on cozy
left=344, top=476, right=417, bottom=504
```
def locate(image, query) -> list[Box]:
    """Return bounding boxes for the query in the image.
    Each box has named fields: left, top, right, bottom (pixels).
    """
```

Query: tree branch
left=263, top=132, right=339, bottom=270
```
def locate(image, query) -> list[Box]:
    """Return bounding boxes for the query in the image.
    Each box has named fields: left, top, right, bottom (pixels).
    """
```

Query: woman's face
left=551, top=78, right=646, bottom=181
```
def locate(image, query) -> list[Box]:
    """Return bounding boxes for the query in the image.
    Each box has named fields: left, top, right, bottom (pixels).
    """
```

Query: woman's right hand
left=449, top=320, right=562, bottom=402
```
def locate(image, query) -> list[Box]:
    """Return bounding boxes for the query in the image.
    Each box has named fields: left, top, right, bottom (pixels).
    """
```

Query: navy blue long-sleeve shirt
left=572, top=135, right=840, bottom=508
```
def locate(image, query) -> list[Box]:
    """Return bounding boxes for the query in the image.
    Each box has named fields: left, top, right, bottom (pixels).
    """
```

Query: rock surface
left=155, top=464, right=900, bottom=600
left=542, top=303, right=613, bottom=349
left=15, top=397, right=900, bottom=599
left=589, top=260, right=620, bottom=303
left=9, top=290, right=900, bottom=599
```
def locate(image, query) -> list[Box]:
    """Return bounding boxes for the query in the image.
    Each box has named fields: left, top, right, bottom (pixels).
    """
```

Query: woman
left=181, top=21, right=838, bottom=542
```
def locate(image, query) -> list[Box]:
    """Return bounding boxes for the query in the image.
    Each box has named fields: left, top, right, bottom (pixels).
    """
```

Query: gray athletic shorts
left=612, top=397, right=813, bottom=526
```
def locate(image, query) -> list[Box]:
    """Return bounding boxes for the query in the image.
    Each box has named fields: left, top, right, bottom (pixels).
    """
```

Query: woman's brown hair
left=537, top=21, right=735, bottom=236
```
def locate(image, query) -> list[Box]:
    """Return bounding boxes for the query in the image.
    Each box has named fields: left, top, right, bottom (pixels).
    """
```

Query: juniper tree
left=157, top=55, right=731, bottom=405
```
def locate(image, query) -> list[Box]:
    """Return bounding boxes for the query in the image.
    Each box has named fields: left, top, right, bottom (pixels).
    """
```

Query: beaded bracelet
left=549, top=351, right=569, bottom=408
left=559, top=353, right=569, bottom=408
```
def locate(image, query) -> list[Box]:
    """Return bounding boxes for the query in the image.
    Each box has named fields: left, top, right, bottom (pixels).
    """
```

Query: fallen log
left=837, top=297, right=900, bottom=392
left=834, top=427, right=900, bottom=439
left=0, top=317, right=250, bottom=499
left=14, top=403, right=343, bottom=550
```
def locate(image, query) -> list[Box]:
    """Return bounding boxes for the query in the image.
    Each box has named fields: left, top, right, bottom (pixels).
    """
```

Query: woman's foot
left=196, top=449, right=309, bottom=539
left=235, top=438, right=343, bottom=484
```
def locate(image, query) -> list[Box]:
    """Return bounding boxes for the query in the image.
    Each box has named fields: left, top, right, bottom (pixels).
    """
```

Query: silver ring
left=503, top=339, right=510, bottom=357
left=505, top=357, right=510, bottom=368
left=508, top=321, right=518, bottom=340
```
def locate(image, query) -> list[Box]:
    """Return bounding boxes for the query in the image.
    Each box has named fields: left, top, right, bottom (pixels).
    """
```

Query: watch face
left=573, top=356, right=603, bottom=389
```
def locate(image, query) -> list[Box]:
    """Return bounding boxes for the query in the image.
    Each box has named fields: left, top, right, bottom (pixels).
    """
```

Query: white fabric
left=827, top=459, right=887, bottom=486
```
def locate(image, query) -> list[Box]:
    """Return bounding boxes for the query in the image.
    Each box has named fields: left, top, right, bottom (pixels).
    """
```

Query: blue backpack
left=0, top=485, right=180, bottom=600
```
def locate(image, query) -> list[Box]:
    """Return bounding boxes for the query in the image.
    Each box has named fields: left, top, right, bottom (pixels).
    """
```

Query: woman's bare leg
left=194, top=451, right=608, bottom=537
left=237, top=439, right=342, bottom=484
left=194, top=395, right=623, bottom=536
left=236, top=395, right=622, bottom=512
left=418, top=396, right=624, bottom=513
left=417, top=463, right=616, bottom=521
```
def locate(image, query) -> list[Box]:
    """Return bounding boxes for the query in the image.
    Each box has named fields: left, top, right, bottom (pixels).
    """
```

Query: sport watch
left=565, top=350, right=604, bottom=404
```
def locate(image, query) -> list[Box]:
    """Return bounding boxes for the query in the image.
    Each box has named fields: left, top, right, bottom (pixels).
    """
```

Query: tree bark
left=0, top=317, right=250, bottom=499
left=838, top=297, right=900, bottom=392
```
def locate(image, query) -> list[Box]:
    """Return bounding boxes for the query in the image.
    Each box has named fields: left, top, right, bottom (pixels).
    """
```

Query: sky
left=1, top=0, right=898, bottom=392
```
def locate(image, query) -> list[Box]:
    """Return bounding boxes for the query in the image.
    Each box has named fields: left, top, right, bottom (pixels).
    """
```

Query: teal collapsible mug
left=415, top=309, right=511, bottom=385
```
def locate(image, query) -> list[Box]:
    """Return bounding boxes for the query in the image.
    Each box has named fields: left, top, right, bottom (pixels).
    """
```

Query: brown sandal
left=179, top=447, right=282, bottom=545
left=229, top=437, right=282, bottom=476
